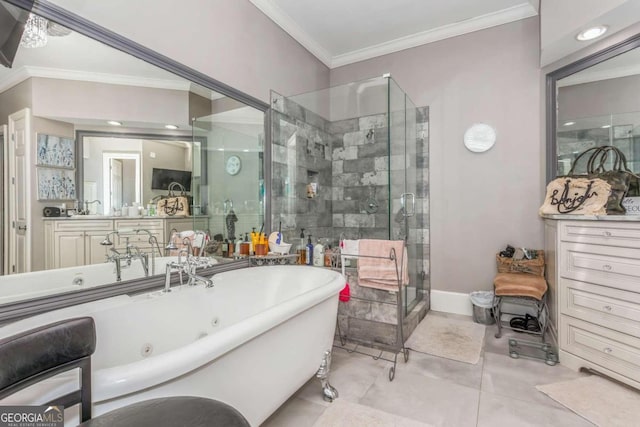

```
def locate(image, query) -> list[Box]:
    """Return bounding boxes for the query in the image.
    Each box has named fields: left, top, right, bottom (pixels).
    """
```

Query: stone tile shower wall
left=270, top=92, right=334, bottom=244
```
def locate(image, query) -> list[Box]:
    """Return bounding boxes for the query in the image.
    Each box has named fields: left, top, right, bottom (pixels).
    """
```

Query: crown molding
left=557, top=63, right=640, bottom=87
left=0, top=65, right=191, bottom=94
left=249, top=1, right=537, bottom=69
left=0, top=67, right=31, bottom=94
left=248, top=0, right=333, bottom=67
left=331, top=3, right=538, bottom=68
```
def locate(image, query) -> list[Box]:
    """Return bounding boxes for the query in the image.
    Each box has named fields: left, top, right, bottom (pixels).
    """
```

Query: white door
left=1, top=124, right=6, bottom=275
left=110, top=158, right=123, bottom=213
left=8, top=109, right=31, bottom=273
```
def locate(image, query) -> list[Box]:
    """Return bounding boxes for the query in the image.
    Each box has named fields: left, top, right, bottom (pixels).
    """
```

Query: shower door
left=388, top=78, right=424, bottom=314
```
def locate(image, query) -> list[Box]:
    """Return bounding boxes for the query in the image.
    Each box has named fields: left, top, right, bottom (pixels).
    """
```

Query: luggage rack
left=333, top=246, right=409, bottom=381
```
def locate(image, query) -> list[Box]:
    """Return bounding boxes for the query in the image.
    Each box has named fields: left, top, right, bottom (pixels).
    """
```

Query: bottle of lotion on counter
left=313, top=239, right=324, bottom=266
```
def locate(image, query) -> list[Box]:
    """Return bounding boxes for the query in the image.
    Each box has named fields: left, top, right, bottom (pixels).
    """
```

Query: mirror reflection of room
left=556, top=48, right=640, bottom=183
left=0, top=2, right=265, bottom=306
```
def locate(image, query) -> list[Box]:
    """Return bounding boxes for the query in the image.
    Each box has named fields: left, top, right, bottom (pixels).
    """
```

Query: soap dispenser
left=297, top=229, right=306, bottom=265
left=306, top=234, right=314, bottom=266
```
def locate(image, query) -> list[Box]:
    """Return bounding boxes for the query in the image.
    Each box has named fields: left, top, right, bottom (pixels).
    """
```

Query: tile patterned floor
left=261, top=311, right=594, bottom=427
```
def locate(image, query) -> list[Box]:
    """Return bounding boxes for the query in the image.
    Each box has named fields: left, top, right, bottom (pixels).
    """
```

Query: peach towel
left=357, top=239, right=409, bottom=292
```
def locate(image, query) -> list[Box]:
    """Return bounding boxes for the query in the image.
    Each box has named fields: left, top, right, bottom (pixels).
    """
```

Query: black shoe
left=509, top=316, right=527, bottom=332
left=525, top=314, right=541, bottom=333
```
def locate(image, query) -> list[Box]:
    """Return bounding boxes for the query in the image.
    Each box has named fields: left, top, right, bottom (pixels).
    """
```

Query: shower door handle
left=401, top=193, right=415, bottom=217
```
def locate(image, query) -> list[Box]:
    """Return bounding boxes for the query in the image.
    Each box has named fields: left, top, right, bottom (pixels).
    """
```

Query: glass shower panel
left=192, top=107, right=265, bottom=244
left=270, top=75, right=426, bottom=314
left=388, top=78, right=422, bottom=313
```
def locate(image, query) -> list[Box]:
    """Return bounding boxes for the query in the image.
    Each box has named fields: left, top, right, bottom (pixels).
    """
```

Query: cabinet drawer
left=116, top=231, right=163, bottom=247
left=560, top=315, right=640, bottom=383
left=114, top=219, right=163, bottom=231
left=560, top=279, right=640, bottom=337
left=560, top=242, right=640, bottom=292
left=54, top=219, right=113, bottom=231
left=561, top=221, right=640, bottom=249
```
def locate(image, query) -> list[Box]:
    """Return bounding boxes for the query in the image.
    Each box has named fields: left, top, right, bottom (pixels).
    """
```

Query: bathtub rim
left=0, top=258, right=247, bottom=325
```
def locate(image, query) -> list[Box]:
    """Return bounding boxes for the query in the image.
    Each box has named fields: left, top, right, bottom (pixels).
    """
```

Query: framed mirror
left=0, top=0, right=269, bottom=314
left=546, top=31, right=640, bottom=183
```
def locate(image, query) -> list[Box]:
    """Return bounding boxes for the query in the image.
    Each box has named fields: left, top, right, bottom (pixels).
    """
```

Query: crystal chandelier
left=21, top=13, right=48, bottom=48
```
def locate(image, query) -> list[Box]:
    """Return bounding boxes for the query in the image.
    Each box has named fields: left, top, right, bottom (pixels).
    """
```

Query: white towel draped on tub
left=357, top=239, right=409, bottom=292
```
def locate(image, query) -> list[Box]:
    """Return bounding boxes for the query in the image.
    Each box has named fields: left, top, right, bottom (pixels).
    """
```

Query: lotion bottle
left=313, top=239, right=324, bottom=266
left=306, top=234, right=314, bottom=265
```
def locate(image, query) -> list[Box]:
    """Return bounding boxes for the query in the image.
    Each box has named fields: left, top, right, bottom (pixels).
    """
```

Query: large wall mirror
left=0, top=0, right=268, bottom=312
left=547, top=31, right=640, bottom=190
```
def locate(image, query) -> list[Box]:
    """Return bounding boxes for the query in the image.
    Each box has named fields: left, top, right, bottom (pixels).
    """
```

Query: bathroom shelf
left=249, top=254, right=299, bottom=266
left=333, top=245, right=409, bottom=381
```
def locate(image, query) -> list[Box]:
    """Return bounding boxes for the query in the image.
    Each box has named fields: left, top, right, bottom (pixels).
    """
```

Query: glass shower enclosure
left=269, top=75, right=428, bottom=314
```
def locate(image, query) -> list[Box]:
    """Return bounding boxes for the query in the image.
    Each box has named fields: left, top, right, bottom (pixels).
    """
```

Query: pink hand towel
left=357, top=239, right=409, bottom=292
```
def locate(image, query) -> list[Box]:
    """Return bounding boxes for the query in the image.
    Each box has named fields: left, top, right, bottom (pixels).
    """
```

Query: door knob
left=17, top=225, right=27, bottom=231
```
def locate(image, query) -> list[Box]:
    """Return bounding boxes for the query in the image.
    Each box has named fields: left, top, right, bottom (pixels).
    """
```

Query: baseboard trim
left=430, top=290, right=473, bottom=316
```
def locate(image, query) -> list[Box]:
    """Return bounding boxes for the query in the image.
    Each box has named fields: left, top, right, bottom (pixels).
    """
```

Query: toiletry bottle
left=324, top=245, right=333, bottom=267
left=222, top=239, right=229, bottom=258
left=306, top=234, right=313, bottom=266
left=313, top=239, right=324, bottom=266
left=297, top=229, right=306, bottom=265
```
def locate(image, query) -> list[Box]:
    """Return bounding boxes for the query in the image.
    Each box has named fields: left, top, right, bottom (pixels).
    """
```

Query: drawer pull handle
left=603, top=305, right=612, bottom=312
left=603, top=347, right=613, bottom=354
left=603, top=231, right=612, bottom=237
left=602, top=264, right=612, bottom=271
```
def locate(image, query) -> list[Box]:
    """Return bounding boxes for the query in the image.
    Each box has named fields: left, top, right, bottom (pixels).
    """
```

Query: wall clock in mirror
left=225, top=155, right=242, bottom=175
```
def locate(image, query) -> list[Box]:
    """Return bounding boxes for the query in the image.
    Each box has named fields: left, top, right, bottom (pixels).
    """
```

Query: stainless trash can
left=470, top=291, right=496, bottom=325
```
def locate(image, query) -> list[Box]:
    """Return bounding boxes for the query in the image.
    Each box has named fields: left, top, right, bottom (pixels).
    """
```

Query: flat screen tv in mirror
left=151, top=168, right=192, bottom=191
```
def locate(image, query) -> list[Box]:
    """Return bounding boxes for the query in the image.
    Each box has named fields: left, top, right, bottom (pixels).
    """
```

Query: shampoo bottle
left=306, top=234, right=314, bottom=266
left=313, top=239, right=324, bottom=266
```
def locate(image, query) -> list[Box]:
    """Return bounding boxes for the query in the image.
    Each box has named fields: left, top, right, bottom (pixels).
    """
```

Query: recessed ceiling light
left=165, top=124, right=179, bottom=130
left=107, top=120, right=122, bottom=126
left=576, top=26, right=608, bottom=41
left=601, top=125, right=611, bottom=129
left=563, top=121, right=575, bottom=126
left=242, top=149, right=250, bottom=152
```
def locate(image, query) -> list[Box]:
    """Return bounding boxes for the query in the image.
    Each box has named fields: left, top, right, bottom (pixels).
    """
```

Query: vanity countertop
left=42, top=215, right=207, bottom=220
left=541, top=214, right=640, bottom=221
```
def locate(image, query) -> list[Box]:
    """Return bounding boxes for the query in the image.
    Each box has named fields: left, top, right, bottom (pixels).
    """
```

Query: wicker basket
left=496, top=250, right=545, bottom=276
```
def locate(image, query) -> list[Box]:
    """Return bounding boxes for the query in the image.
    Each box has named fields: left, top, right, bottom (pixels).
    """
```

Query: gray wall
left=331, top=17, right=543, bottom=296
left=0, top=80, right=32, bottom=126
left=558, top=74, right=640, bottom=121
left=49, top=0, right=331, bottom=103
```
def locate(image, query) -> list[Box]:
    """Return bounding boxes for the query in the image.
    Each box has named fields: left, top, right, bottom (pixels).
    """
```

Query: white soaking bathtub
left=0, top=265, right=345, bottom=426
left=0, top=256, right=214, bottom=305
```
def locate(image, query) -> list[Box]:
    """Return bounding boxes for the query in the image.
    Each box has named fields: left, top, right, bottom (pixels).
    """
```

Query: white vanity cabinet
left=44, top=216, right=209, bottom=269
left=44, top=219, right=113, bottom=269
left=113, top=218, right=164, bottom=254
left=545, top=218, right=640, bottom=389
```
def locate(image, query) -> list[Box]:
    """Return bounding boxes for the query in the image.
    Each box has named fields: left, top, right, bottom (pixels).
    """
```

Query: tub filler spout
left=316, top=349, right=338, bottom=402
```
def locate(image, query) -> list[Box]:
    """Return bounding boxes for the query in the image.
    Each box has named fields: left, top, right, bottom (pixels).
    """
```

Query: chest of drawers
left=545, top=218, right=640, bottom=389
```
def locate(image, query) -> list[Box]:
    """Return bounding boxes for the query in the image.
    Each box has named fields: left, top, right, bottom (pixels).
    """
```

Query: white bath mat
left=312, top=400, right=432, bottom=427
left=405, top=313, right=485, bottom=364
left=536, top=375, right=640, bottom=426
